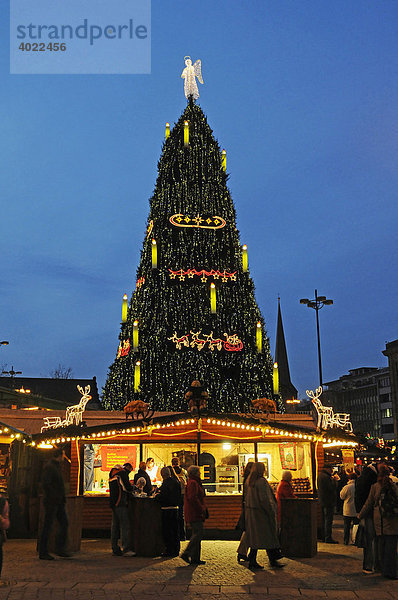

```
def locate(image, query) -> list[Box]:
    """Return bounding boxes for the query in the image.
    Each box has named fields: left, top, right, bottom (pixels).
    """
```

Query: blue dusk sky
left=0, top=1, right=397, bottom=399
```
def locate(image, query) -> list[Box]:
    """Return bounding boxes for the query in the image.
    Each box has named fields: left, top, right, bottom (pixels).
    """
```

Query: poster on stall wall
left=100, top=446, right=137, bottom=472
left=279, top=442, right=304, bottom=471
left=341, top=449, right=355, bottom=473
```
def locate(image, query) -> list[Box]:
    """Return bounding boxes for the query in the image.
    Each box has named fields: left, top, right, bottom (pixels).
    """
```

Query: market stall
left=32, top=410, right=358, bottom=534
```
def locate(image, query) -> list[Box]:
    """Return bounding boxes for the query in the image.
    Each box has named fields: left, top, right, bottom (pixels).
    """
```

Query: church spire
left=275, top=298, right=298, bottom=403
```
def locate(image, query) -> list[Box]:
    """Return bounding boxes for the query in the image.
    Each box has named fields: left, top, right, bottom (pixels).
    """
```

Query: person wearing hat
left=109, top=463, right=135, bottom=556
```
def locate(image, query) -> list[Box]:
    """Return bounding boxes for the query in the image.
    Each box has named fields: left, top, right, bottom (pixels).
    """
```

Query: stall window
left=199, top=442, right=255, bottom=494
left=142, top=443, right=198, bottom=488
left=257, top=441, right=313, bottom=495
left=83, top=443, right=140, bottom=494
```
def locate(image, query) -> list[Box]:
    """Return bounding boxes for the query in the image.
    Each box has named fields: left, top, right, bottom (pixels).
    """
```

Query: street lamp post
left=300, top=290, right=333, bottom=387
left=2, top=366, right=22, bottom=384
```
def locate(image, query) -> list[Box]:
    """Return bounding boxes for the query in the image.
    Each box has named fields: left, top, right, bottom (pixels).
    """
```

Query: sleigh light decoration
left=41, top=385, right=92, bottom=432
left=307, top=386, right=353, bottom=433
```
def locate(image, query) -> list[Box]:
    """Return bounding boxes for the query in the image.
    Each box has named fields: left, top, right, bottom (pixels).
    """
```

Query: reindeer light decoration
left=306, top=387, right=353, bottom=433
left=41, top=385, right=91, bottom=432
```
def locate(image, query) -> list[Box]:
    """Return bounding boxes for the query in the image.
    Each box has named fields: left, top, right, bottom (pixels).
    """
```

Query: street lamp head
left=299, top=299, right=309, bottom=305
left=317, top=296, right=326, bottom=302
left=323, top=299, right=333, bottom=305
left=0, top=341, right=9, bottom=346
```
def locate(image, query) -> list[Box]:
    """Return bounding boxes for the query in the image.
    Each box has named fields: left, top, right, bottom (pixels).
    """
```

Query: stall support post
left=196, top=426, right=201, bottom=466
left=139, top=443, right=143, bottom=464
left=254, top=442, right=258, bottom=462
left=310, top=441, right=318, bottom=499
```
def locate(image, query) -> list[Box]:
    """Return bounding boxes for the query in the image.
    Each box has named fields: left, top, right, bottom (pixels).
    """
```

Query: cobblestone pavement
left=0, top=524, right=397, bottom=600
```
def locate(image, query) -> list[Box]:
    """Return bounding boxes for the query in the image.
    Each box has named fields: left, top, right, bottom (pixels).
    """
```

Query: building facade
left=323, top=366, right=393, bottom=441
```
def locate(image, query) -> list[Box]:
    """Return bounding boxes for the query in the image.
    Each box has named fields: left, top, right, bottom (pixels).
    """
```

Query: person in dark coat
left=317, top=465, right=338, bottom=543
left=109, top=463, right=135, bottom=556
left=358, top=464, right=398, bottom=579
left=39, top=448, right=69, bottom=560
left=168, top=456, right=188, bottom=541
left=236, top=461, right=254, bottom=562
left=180, top=465, right=207, bottom=565
left=244, top=462, right=284, bottom=570
left=133, top=461, right=153, bottom=495
left=155, top=467, right=181, bottom=557
left=355, top=462, right=380, bottom=573
left=0, top=495, right=10, bottom=582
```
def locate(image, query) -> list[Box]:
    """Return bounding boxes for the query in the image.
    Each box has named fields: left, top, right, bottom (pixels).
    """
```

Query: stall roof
left=29, top=410, right=358, bottom=448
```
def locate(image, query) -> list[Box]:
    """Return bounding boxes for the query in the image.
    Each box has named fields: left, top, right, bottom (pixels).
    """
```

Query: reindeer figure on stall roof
left=306, top=386, right=352, bottom=432
left=64, top=385, right=92, bottom=426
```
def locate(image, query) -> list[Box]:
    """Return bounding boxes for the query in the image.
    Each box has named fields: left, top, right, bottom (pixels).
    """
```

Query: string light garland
left=168, top=268, right=237, bottom=282
left=34, top=412, right=358, bottom=448
left=169, top=214, right=226, bottom=230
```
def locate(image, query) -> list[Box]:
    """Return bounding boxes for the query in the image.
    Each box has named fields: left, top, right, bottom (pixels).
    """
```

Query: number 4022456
left=19, top=42, right=66, bottom=51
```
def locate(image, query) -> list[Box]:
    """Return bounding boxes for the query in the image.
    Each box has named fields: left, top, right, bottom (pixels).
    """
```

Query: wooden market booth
left=30, top=409, right=358, bottom=538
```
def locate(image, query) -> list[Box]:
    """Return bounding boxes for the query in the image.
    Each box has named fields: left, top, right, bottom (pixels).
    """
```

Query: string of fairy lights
left=103, top=100, right=278, bottom=412
left=34, top=414, right=359, bottom=449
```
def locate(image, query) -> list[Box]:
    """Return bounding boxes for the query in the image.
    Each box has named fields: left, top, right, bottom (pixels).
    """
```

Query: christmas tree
left=103, top=94, right=276, bottom=413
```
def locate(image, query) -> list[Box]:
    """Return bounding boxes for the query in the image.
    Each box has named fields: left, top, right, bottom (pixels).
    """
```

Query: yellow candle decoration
left=165, top=122, right=170, bottom=140
left=151, top=239, right=157, bottom=269
left=210, top=283, right=216, bottom=314
left=122, top=294, right=128, bottom=323
left=221, top=149, right=227, bottom=171
left=273, top=362, right=279, bottom=395
left=134, top=361, right=141, bottom=392
left=184, top=121, right=189, bottom=146
left=256, top=322, right=262, bottom=353
left=133, top=320, right=139, bottom=352
left=242, top=244, right=248, bottom=272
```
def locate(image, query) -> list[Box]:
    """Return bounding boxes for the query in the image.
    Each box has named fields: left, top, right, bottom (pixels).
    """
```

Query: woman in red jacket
left=180, top=465, right=207, bottom=565
left=276, top=471, right=296, bottom=524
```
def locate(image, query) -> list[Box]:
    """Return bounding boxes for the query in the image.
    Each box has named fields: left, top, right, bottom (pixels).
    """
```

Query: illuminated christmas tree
left=103, top=94, right=276, bottom=412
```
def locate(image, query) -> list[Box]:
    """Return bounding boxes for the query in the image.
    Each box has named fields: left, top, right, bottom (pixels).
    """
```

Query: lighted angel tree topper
left=103, top=68, right=275, bottom=412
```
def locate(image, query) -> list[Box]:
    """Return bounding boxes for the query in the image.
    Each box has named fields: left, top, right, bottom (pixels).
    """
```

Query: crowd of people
left=32, top=449, right=398, bottom=580
left=317, top=461, right=398, bottom=579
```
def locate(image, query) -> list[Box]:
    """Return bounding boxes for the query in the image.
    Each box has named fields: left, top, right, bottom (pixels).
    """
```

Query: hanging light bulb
left=165, top=122, right=170, bottom=140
